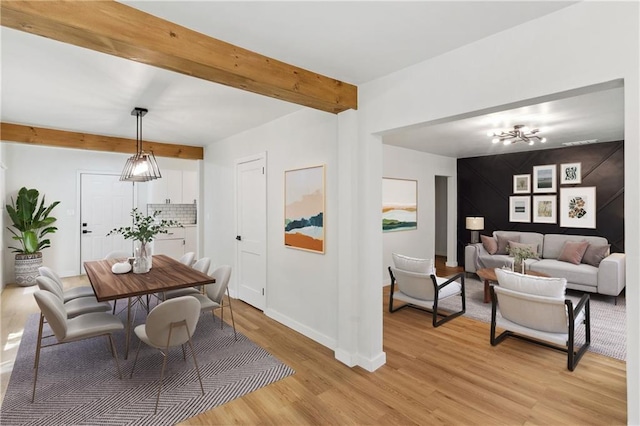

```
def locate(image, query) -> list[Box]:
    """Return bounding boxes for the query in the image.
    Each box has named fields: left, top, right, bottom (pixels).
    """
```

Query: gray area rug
left=1, top=308, right=294, bottom=425
left=439, top=277, right=626, bottom=361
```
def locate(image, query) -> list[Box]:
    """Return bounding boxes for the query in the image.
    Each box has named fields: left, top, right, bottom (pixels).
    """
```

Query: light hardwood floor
left=1, top=260, right=627, bottom=424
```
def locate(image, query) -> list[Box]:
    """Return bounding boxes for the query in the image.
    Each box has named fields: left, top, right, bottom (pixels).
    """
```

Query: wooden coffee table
left=476, top=267, right=550, bottom=303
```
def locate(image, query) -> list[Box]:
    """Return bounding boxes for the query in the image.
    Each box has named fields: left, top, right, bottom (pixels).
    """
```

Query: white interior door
left=80, top=173, right=134, bottom=272
left=236, top=154, right=266, bottom=310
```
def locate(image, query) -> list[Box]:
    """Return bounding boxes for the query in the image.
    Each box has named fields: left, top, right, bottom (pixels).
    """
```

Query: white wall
left=0, top=145, right=6, bottom=291
left=357, top=2, right=639, bottom=421
left=382, top=144, right=456, bottom=283
left=1, top=143, right=198, bottom=284
left=202, top=108, right=340, bottom=348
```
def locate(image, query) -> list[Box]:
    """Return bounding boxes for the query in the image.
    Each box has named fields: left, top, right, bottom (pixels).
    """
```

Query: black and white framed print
left=533, top=164, right=557, bottom=193
left=513, top=174, right=531, bottom=194
left=533, top=195, right=557, bottom=224
left=560, top=162, right=582, bottom=184
left=560, top=186, right=596, bottom=228
left=509, top=196, right=531, bottom=223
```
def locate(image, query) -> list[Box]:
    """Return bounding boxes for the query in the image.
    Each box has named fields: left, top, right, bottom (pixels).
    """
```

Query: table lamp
left=465, top=217, right=484, bottom=244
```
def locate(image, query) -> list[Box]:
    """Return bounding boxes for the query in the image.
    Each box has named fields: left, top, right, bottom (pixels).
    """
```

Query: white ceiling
left=2, top=1, right=621, bottom=159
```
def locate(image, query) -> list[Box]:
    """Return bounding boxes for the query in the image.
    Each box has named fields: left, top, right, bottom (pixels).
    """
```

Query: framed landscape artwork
left=284, top=165, right=325, bottom=253
left=533, top=195, right=557, bottom=224
left=509, top=196, right=531, bottom=223
left=382, top=178, right=417, bottom=232
left=513, top=174, right=531, bottom=194
left=560, top=162, right=582, bottom=184
left=560, top=186, right=596, bottom=228
left=533, top=164, right=557, bottom=193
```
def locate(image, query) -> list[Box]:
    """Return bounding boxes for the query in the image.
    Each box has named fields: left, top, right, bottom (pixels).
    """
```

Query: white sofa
left=465, top=231, right=625, bottom=297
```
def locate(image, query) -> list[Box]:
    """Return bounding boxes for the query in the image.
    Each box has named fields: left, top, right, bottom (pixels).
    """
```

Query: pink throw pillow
left=558, top=241, right=590, bottom=265
left=481, top=235, right=498, bottom=255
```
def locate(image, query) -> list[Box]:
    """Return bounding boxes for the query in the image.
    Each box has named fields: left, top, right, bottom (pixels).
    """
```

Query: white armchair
left=388, top=253, right=465, bottom=327
left=491, top=268, right=591, bottom=371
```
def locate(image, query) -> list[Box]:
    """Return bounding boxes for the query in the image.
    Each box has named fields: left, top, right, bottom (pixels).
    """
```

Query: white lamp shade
left=466, top=217, right=484, bottom=230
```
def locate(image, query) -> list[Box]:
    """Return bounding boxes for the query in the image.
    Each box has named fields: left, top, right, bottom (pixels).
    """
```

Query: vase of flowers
left=508, top=245, right=536, bottom=274
left=108, top=208, right=181, bottom=274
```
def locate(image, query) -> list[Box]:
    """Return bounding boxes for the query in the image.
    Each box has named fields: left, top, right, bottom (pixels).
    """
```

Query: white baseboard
left=264, top=308, right=337, bottom=349
left=356, top=351, right=387, bottom=372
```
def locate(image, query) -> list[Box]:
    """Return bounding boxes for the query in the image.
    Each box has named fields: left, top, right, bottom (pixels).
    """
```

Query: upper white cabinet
left=148, top=169, right=197, bottom=204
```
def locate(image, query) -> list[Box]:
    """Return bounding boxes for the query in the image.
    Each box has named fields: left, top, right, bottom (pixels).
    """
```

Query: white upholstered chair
left=192, top=265, right=237, bottom=340
left=164, top=257, right=211, bottom=300
left=32, top=290, right=124, bottom=402
left=388, top=253, right=465, bottom=327
left=129, top=295, right=204, bottom=414
left=179, top=251, right=196, bottom=266
left=491, top=268, right=590, bottom=371
left=38, top=266, right=95, bottom=302
left=36, top=276, right=111, bottom=318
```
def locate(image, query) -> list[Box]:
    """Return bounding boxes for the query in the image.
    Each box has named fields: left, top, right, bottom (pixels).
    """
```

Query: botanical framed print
left=513, top=174, right=531, bottom=194
left=382, top=177, right=417, bottom=232
left=509, top=196, right=531, bottom=223
left=284, top=165, right=325, bottom=253
left=533, top=195, right=557, bottom=224
left=560, top=162, right=582, bottom=184
left=560, top=186, right=596, bottom=228
left=533, top=164, right=557, bottom=193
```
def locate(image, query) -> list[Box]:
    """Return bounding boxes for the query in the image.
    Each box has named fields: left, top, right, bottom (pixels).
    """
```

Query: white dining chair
left=179, top=251, right=196, bottom=266
left=164, top=257, right=211, bottom=300
left=36, top=276, right=111, bottom=318
left=32, top=290, right=124, bottom=402
left=38, top=266, right=95, bottom=302
left=192, top=265, right=237, bottom=340
left=129, top=295, right=204, bottom=414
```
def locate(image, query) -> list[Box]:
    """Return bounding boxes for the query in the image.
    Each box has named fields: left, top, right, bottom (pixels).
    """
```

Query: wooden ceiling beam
left=1, top=0, right=357, bottom=114
left=0, top=122, right=204, bottom=160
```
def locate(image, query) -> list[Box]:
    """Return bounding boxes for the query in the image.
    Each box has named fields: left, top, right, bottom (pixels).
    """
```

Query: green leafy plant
left=507, top=246, right=536, bottom=264
left=107, top=208, right=182, bottom=243
left=6, top=187, right=60, bottom=254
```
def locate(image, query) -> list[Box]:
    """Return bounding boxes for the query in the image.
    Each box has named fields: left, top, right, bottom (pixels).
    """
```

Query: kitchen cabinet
left=148, top=169, right=197, bottom=204
left=153, top=227, right=185, bottom=260
left=184, top=226, right=197, bottom=256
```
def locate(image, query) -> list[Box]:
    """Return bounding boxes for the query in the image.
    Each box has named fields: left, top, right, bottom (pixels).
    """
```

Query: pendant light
left=120, top=107, right=162, bottom=182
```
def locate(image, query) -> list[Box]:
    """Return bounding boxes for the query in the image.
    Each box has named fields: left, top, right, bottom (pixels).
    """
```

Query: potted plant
left=5, top=187, right=60, bottom=286
left=508, top=245, right=536, bottom=274
left=107, top=208, right=181, bottom=273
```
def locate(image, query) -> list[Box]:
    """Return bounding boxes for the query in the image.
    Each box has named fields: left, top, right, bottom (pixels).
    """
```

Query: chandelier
left=120, top=107, right=162, bottom=182
left=489, top=124, right=547, bottom=146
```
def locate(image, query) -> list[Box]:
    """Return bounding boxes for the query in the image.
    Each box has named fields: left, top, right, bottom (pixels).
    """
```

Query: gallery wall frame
left=284, top=164, right=325, bottom=253
left=560, top=162, right=582, bottom=184
left=560, top=186, right=596, bottom=228
left=533, top=195, right=557, bottom=224
left=513, top=174, right=531, bottom=194
left=533, top=164, right=557, bottom=193
left=509, top=195, right=531, bottom=223
left=382, top=177, right=417, bottom=232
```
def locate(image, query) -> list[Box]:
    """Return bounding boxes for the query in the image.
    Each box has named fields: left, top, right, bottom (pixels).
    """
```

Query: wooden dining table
left=84, top=254, right=215, bottom=358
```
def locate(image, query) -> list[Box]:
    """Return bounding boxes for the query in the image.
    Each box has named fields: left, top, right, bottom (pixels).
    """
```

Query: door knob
left=236, top=235, right=242, bottom=241
left=82, top=230, right=93, bottom=234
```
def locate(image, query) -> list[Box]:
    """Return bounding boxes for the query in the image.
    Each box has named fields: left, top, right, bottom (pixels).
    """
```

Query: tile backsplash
left=148, top=203, right=197, bottom=225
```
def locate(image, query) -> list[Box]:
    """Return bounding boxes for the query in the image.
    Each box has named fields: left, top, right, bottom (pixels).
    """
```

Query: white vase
left=133, top=241, right=151, bottom=274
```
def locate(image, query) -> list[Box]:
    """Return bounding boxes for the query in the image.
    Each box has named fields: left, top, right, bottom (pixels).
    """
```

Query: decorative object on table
left=465, top=216, right=484, bottom=244
left=560, top=187, right=596, bottom=228
left=107, top=208, right=181, bottom=274
left=533, top=164, right=557, bottom=193
left=382, top=177, right=418, bottom=233
left=513, top=174, right=531, bottom=194
left=560, top=162, right=582, bottom=184
left=120, top=107, right=162, bottom=182
left=508, top=195, right=530, bottom=223
left=284, top=164, right=325, bottom=253
left=507, top=244, right=537, bottom=273
left=5, top=187, right=60, bottom=286
left=532, top=195, right=557, bottom=224
left=111, top=262, right=132, bottom=274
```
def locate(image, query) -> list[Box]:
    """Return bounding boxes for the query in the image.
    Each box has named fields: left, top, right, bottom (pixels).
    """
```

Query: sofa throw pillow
left=496, top=235, right=519, bottom=255
left=507, top=241, right=539, bottom=259
left=496, top=268, right=566, bottom=299
left=582, top=243, right=610, bottom=267
left=392, top=253, right=431, bottom=274
left=558, top=240, right=590, bottom=265
left=480, top=235, right=498, bottom=255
